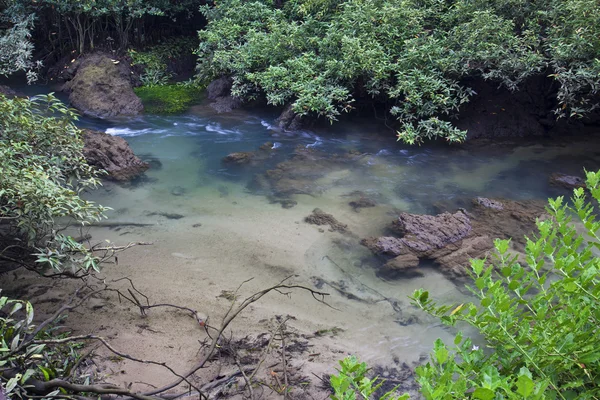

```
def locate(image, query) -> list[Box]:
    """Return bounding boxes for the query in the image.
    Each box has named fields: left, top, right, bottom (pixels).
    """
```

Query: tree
left=196, top=0, right=600, bottom=143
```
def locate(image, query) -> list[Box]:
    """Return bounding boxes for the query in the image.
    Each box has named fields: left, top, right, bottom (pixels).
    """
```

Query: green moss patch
left=134, top=85, right=203, bottom=114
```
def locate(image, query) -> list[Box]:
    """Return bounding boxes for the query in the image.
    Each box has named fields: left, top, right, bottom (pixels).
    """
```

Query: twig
left=143, top=276, right=330, bottom=396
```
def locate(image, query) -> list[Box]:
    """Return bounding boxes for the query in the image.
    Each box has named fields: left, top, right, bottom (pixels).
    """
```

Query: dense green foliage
left=128, top=37, right=197, bottom=86
left=330, top=356, right=409, bottom=400
left=197, top=0, right=600, bottom=143
left=333, top=172, right=600, bottom=399
left=412, top=172, right=600, bottom=399
left=134, top=84, right=203, bottom=114
left=0, top=94, right=107, bottom=272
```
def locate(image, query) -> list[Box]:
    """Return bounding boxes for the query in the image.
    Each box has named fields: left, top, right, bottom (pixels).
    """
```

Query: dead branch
left=143, top=276, right=330, bottom=397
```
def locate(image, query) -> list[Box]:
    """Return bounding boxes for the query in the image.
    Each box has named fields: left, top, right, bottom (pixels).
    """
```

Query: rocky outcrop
left=61, top=53, right=143, bottom=118
left=277, top=104, right=304, bottom=131
left=549, top=173, right=586, bottom=189
left=83, top=129, right=149, bottom=181
left=362, top=197, right=546, bottom=278
left=207, top=76, right=242, bottom=113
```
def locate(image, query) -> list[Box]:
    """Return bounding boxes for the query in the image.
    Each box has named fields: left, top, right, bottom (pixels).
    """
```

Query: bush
left=128, top=37, right=198, bottom=87
left=333, top=170, right=600, bottom=399
left=134, top=84, right=203, bottom=114
left=197, top=0, right=600, bottom=143
left=0, top=93, right=107, bottom=272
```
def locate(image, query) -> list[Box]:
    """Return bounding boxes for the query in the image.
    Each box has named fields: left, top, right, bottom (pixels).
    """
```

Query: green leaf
left=473, top=387, right=495, bottom=400
left=516, top=374, right=535, bottom=397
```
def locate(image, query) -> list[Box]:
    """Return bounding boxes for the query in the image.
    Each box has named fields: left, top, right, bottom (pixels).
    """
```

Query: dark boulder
left=0, top=85, right=17, bottom=97
left=549, top=173, right=586, bottom=189
left=207, top=77, right=233, bottom=100
left=277, top=104, right=304, bottom=131
left=83, top=129, right=149, bottom=181
left=207, top=76, right=242, bottom=113
left=61, top=53, right=143, bottom=118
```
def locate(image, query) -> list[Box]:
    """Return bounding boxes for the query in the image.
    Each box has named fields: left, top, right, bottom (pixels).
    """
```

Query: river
left=4, top=87, right=600, bottom=396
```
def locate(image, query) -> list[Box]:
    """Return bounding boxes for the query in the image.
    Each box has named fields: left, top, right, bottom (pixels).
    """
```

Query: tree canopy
left=197, top=0, right=600, bottom=143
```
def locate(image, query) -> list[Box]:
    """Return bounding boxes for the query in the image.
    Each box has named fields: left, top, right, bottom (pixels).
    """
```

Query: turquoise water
left=8, top=85, right=600, bottom=377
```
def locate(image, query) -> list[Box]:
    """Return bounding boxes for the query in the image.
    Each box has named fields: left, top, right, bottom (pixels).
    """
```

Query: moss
left=134, top=85, right=203, bottom=114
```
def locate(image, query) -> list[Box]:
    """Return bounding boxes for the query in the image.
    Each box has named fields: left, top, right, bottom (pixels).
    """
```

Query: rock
left=475, top=197, right=504, bottom=210
left=207, top=77, right=233, bottom=100
left=362, top=198, right=546, bottom=279
left=0, top=85, right=17, bottom=97
left=391, top=211, right=472, bottom=255
left=383, top=254, right=420, bottom=271
left=61, top=53, right=143, bottom=118
left=222, top=142, right=275, bottom=165
left=349, top=197, right=377, bottom=212
left=360, top=237, right=408, bottom=257
left=83, top=130, right=149, bottom=181
left=277, top=104, right=304, bottom=131
left=209, top=96, right=242, bottom=113
left=206, top=77, right=242, bottom=113
left=305, top=208, right=349, bottom=233
left=222, top=152, right=255, bottom=165
left=549, top=173, right=586, bottom=189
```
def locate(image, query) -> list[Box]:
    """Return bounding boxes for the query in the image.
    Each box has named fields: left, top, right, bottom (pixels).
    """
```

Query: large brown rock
left=62, top=53, right=143, bottom=118
left=83, top=129, right=149, bottom=181
left=391, top=211, right=472, bottom=255
left=363, top=198, right=546, bottom=278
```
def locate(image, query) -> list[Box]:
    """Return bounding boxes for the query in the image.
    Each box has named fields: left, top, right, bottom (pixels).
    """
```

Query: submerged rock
left=61, top=53, right=143, bottom=118
left=222, top=142, right=275, bottom=166
left=349, top=197, right=377, bottom=212
left=362, top=198, right=546, bottom=279
left=83, top=129, right=149, bottom=181
left=549, top=173, right=586, bottom=189
left=305, top=208, right=349, bottom=233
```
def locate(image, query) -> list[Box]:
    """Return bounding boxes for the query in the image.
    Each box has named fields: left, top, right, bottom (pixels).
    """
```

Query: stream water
left=6, top=86, right=600, bottom=392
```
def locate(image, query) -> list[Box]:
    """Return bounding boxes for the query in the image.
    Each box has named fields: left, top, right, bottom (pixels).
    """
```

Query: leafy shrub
left=134, top=84, right=203, bottom=114
left=197, top=0, right=600, bottom=143
left=0, top=94, right=107, bottom=272
left=334, top=171, right=600, bottom=399
left=129, top=37, right=198, bottom=87
left=330, top=356, right=409, bottom=400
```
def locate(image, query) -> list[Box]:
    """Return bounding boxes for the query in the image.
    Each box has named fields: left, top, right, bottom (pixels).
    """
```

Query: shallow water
left=72, top=98, right=600, bottom=362
left=7, top=86, right=600, bottom=388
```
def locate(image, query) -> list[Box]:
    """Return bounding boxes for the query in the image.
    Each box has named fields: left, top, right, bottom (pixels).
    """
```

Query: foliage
left=134, top=83, right=203, bottom=114
left=330, top=356, right=409, bottom=400
left=410, top=170, right=600, bottom=399
left=128, top=37, right=198, bottom=86
left=197, top=0, right=600, bottom=143
left=0, top=5, right=39, bottom=82
left=0, top=291, right=83, bottom=399
left=8, top=0, right=201, bottom=54
left=0, top=93, right=107, bottom=272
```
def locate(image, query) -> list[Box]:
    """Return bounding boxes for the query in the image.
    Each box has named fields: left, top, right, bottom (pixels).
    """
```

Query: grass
left=134, top=84, right=203, bottom=114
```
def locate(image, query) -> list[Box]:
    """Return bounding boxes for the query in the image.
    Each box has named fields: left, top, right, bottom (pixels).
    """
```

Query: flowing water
left=6, top=87, right=600, bottom=391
